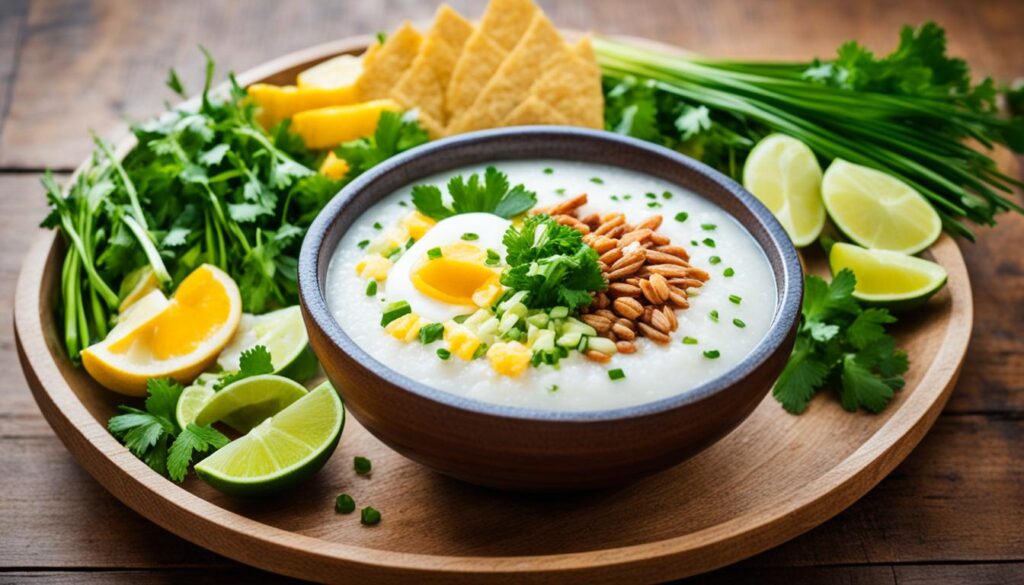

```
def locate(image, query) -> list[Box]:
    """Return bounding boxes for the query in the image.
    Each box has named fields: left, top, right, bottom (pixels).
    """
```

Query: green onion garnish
left=357, top=240, right=370, bottom=249
left=701, top=223, right=717, bottom=231
left=380, top=300, right=411, bottom=327
left=702, top=238, right=716, bottom=247
left=733, top=318, right=747, bottom=328
left=365, top=280, right=378, bottom=296
left=436, top=348, right=451, bottom=360
left=418, top=322, right=444, bottom=345
left=543, top=167, right=554, bottom=174
left=675, top=212, right=688, bottom=222
left=461, top=232, right=479, bottom=241
left=361, top=507, right=381, bottom=526
left=486, top=248, right=501, bottom=265
left=709, top=310, right=719, bottom=322
left=682, top=336, right=698, bottom=345
left=335, top=494, right=355, bottom=514
left=354, top=456, right=372, bottom=475
left=590, top=177, right=604, bottom=184
left=729, top=294, right=742, bottom=304
left=427, top=247, right=442, bottom=259
left=372, top=222, right=382, bottom=230
left=709, top=255, right=721, bottom=265
left=662, top=191, right=673, bottom=199
left=724, top=267, right=735, bottom=277
left=703, top=350, right=721, bottom=359
left=608, top=368, right=626, bottom=381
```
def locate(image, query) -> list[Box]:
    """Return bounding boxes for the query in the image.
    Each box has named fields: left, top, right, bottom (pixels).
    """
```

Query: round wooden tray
left=14, top=38, right=972, bottom=584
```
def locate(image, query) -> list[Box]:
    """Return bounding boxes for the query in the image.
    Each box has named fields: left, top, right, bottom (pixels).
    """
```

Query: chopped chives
left=436, top=348, right=451, bottom=360
left=682, top=336, right=698, bottom=345
left=472, top=344, right=489, bottom=360
left=701, top=223, right=717, bottom=231
left=709, top=255, right=721, bottom=265
left=334, top=493, right=355, bottom=514
left=709, top=310, right=719, bottom=322
left=691, top=240, right=700, bottom=247
left=461, top=232, right=479, bottom=241
left=555, top=188, right=566, bottom=195
left=610, top=195, right=620, bottom=201
left=486, top=248, right=501, bottom=265
left=590, top=177, right=604, bottom=184
left=361, top=507, right=382, bottom=526
left=365, top=280, right=378, bottom=296
left=724, top=267, right=735, bottom=277
left=385, top=247, right=402, bottom=259
left=372, top=222, right=383, bottom=230
left=702, top=237, right=716, bottom=247
left=418, top=322, right=445, bottom=345
left=543, top=167, right=554, bottom=174
left=608, top=368, right=626, bottom=381
left=729, top=294, right=742, bottom=304
left=675, top=211, right=689, bottom=222
left=647, top=201, right=662, bottom=208
left=427, top=247, right=442, bottom=259
left=733, top=318, right=747, bottom=328
left=398, top=201, right=408, bottom=207
left=548, top=384, right=559, bottom=393
left=354, top=456, right=372, bottom=475
left=357, top=239, right=370, bottom=249
left=380, top=300, right=411, bottom=327
left=662, top=191, right=673, bottom=199
left=703, top=350, right=721, bottom=359
left=623, top=194, right=633, bottom=200
left=645, top=192, right=657, bottom=199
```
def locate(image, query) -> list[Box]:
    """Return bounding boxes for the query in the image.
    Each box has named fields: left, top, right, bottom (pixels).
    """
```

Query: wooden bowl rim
left=13, top=36, right=974, bottom=583
left=298, top=126, right=804, bottom=422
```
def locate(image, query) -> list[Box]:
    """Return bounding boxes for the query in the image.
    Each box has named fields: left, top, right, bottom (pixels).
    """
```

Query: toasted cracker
left=525, top=37, right=604, bottom=129
left=447, top=12, right=564, bottom=135
left=355, top=22, right=423, bottom=100
left=502, top=96, right=570, bottom=127
left=444, top=0, right=538, bottom=118
left=390, top=5, right=473, bottom=134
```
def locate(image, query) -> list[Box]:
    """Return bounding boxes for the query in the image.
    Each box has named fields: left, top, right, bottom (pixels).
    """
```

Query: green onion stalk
left=593, top=34, right=1024, bottom=240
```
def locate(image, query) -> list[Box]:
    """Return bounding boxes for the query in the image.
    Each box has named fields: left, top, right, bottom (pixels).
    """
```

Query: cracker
left=526, top=37, right=604, bottom=129
left=390, top=5, right=473, bottom=134
left=355, top=22, right=423, bottom=100
left=502, top=96, right=569, bottom=127
left=444, top=0, right=538, bottom=118
left=447, top=12, right=564, bottom=135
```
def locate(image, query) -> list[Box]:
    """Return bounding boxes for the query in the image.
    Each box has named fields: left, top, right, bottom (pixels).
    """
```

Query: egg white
left=385, top=213, right=511, bottom=322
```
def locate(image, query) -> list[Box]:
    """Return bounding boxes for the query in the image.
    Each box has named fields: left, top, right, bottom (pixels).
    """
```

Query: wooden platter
left=13, top=38, right=973, bottom=584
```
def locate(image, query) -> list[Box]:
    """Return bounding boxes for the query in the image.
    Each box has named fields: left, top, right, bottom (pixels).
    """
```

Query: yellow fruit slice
left=829, top=242, right=948, bottom=309
left=742, top=134, right=825, bottom=247
left=290, top=99, right=401, bottom=149
left=297, top=54, right=363, bottom=90
left=118, top=265, right=159, bottom=312
left=822, top=159, right=942, bottom=255
left=82, top=264, right=242, bottom=396
left=246, top=83, right=360, bottom=129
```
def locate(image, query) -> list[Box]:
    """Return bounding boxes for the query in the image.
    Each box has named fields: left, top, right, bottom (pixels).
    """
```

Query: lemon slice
left=296, top=54, right=363, bottom=90
left=195, top=382, right=344, bottom=496
left=118, top=265, right=160, bottom=313
left=81, top=264, right=242, bottom=396
left=822, top=159, right=941, bottom=255
left=830, top=242, right=948, bottom=309
left=217, top=306, right=319, bottom=383
left=193, top=374, right=308, bottom=433
left=742, top=134, right=825, bottom=247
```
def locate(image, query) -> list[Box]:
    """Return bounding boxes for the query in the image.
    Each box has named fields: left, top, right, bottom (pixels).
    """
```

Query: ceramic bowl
left=298, top=127, right=802, bottom=491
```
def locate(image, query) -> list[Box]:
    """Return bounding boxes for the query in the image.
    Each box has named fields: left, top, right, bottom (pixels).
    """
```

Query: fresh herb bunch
left=773, top=270, right=909, bottom=414
left=108, top=378, right=229, bottom=481
left=412, top=166, right=537, bottom=220
left=42, top=52, right=428, bottom=361
left=500, top=214, right=607, bottom=311
left=596, top=23, right=1024, bottom=239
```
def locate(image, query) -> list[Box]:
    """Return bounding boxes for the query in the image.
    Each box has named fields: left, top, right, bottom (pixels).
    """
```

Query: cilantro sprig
left=499, top=215, right=607, bottom=311
left=411, top=166, right=537, bottom=221
left=773, top=270, right=909, bottom=414
left=214, top=345, right=274, bottom=390
left=108, top=378, right=229, bottom=482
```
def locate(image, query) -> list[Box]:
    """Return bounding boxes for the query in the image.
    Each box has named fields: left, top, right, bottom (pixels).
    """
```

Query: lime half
left=193, top=374, right=308, bottom=433
left=195, top=382, right=344, bottom=496
left=217, top=306, right=319, bottom=383
left=743, top=134, right=825, bottom=247
left=830, top=242, right=948, bottom=309
left=822, top=159, right=941, bottom=255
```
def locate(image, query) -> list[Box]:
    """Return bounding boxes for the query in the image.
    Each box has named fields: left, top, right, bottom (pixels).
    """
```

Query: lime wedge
left=830, top=242, right=947, bottom=309
left=822, top=159, right=941, bottom=255
left=193, top=374, right=308, bottom=433
left=175, top=380, right=216, bottom=430
left=195, top=382, right=344, bottom=496
left=217, top=306, right=319, bottom=383
left=742, top=134, right=825, bottom=247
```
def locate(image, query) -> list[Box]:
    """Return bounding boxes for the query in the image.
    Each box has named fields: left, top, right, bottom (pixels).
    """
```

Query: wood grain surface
left=2, top=0, right=1023, bottom=583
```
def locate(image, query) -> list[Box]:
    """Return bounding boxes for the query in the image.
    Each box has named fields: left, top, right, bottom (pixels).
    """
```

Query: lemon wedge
left=743, top=134, right=825, bottom=247
left=82, top=264, right=242, bottom=396
left=297, top=54, right=363, bottom=90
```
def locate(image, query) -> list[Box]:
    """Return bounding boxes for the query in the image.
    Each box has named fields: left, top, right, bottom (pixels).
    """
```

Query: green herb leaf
left=215, top=345, right=274, bottom=390
left=166, top=423, right=229, bottom=482
left=412, top=166, right=537, bottom=221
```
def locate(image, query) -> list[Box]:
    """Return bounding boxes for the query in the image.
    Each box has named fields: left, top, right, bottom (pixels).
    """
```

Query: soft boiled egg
left=385, top=213, right=511, bottom=322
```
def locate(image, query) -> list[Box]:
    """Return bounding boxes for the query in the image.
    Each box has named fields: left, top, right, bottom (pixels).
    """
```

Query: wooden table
left=2, top=1, right=1022, bottom=583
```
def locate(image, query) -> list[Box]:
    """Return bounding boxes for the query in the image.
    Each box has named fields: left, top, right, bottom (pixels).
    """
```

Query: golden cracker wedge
left=502, top=96, right=570, bottom=127
left=526, top=37, right=604, bottom=129
left=390, top=5, right=473, bottom=134
left=444, top=0, right=539, bottom=118
left=447, top=12, right=564, bottom=135
left=355, top=22, right=423, bottom=100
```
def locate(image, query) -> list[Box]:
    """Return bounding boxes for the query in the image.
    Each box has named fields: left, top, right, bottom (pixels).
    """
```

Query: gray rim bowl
left=298, top=126, right=803, bottom=490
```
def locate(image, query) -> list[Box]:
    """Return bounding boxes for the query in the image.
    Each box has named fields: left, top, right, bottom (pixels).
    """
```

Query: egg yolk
left=410, top=242, right=500, bottom=307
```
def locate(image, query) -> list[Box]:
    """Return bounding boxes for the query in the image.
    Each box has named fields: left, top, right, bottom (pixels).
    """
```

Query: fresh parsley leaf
left=773, top=269, right=909, bottom=414
left=144, top=378, right=184, bottom=423
left=167, top=423, right=230, bottom=482
left=215, top=345, right=274, bottom=389
left=500, top=214, right=606, bottom=311
left=412, top=166, right=537, bottom=221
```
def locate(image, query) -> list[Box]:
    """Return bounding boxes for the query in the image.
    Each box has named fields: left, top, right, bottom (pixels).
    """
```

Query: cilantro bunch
left=42, top=51, right=428, bottom=361
left=773, top=270, right=909, bottom=414
left=411, top=166, right=537, bottom=220
left=500, top=214, right=607, bottom=311
left=597, top=22, right=1024, bottom=239
left=108, top=378, right=228, bottom=482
